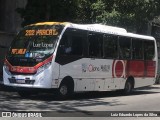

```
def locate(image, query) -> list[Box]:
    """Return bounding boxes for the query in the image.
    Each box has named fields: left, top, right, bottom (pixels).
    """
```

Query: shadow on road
left=0, top=85, right=160, bottom=101
left=135, top=85, right=160, bottom=90
left=17, top=85, right=160, bottom=101
left=0, top=85, right=160, bottom=112
left=0, top=91, right=127, bottom=111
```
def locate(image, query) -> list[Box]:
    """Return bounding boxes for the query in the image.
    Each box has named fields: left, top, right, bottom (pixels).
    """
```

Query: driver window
left=58, top=28, right=83, bottom=56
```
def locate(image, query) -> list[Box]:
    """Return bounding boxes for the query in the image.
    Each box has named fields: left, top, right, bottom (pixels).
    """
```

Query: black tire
left=56, top=81, right=73, bottom=99
left=17, top=91, right=32, bottom=98
left=123, top=80, right=133, bottom=95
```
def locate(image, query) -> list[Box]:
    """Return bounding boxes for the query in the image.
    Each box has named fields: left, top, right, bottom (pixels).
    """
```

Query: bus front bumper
left=3, top=66, right=59, bottom=89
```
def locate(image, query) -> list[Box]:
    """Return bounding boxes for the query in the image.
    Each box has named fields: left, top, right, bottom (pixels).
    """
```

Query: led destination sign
left=25, top=29, right=58, bottom=36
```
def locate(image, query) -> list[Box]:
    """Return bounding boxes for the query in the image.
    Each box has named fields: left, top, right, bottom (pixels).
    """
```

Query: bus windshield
left=6, top=25, right=64, bottom=66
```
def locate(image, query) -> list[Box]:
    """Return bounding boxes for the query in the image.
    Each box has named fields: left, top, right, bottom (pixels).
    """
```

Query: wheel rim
left=60, top=85, right=68, bottom=95
left=125, top=82, right=131, bottom=93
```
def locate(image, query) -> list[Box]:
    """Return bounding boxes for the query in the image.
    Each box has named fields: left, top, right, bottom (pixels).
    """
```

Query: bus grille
left=8, top=78, right=35, bottom=85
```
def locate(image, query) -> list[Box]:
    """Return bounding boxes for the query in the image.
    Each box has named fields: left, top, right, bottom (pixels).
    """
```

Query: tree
left=16, top=0, right=78, bottom=26
left=76, top=0, right=96, bottom=23
left=91, top=0, right=160, bottom=33
left=16, top=0, right=160, bottom=34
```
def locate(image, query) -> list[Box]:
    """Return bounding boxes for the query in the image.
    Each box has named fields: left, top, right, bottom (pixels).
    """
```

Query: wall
left=0, top=0, right=27, bottom=80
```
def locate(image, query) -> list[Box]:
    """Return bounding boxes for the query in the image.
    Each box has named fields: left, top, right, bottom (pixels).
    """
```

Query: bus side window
left=144, top=41, right=155, bottom=60
left=71, top=36, right=83, bottom=56
left=103, top=35, right=118, bottom=59
left=88, top=32, right=103, bottom=58
left=58, top=34, right=70, bottom=55
left=132, top=39, right=143, bottom=60
left=58, top=29, right=84, bottom=56
left=119, top=36, right=131, bottom=59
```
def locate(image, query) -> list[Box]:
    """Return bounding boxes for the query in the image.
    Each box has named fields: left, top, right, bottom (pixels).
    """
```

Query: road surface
left=0, top=84, right=160, bottom=120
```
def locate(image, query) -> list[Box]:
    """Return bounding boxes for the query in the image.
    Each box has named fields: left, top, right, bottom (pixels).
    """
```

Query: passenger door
left=55, top=28, right=88, bottom=79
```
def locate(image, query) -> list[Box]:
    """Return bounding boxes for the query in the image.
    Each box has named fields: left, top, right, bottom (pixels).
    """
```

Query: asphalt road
left=0, top=84, right=160, bottom=120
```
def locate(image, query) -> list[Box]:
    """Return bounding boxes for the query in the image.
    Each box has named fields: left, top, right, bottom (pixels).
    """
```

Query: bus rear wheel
left=123, top=80, right=133, bottom=95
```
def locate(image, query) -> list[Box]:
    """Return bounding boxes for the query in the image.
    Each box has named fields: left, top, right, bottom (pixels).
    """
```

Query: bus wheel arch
left=57, top=76, right=74, bottom=99
left=123, top=76, right=135, bottom=95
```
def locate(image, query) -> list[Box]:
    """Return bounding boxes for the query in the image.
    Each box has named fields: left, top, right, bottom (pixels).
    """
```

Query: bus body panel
left=58, top=58, right=115, bottom=91
left=57, top=58, right=156, bottom=92
left=134, top=78, right=155, bottom=88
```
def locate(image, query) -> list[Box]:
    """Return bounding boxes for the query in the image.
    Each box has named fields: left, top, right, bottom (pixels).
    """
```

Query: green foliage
left=90, top=0, right=160, bottom=33
left=16, top=0, right=78, bottom=26
left=16, top=0, right=160, bottom=33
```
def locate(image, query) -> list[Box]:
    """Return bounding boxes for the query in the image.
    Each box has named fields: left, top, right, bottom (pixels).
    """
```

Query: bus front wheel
left=56, top=81, right=73, bottom=99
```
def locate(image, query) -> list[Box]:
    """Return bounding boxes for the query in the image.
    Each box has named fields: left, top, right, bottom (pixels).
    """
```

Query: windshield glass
left=6, top=25, right=64, bottom=67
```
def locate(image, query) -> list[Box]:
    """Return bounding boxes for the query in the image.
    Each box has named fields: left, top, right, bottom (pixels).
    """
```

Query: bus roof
left=27, top=22, right=155, bottom=41
left=67, top=23, right=155, bottom=40
left=27, top=22, right=127, bottom=33
left=28, top=22, right=69, bottom=26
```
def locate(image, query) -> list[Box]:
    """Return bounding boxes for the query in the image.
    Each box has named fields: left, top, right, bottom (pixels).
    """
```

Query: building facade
left=0, top=0, right=27, bottom=78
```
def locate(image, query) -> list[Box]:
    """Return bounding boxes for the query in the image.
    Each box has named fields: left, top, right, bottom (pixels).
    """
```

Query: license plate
left=16, top=79, right=25, bottom=84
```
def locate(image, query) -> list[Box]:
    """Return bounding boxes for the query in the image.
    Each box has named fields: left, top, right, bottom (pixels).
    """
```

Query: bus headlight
left=3, top=63, right=11, bottom=75
left=37, top=62, right=52, bottom=74
left=4, top=63, right=9, bottom=71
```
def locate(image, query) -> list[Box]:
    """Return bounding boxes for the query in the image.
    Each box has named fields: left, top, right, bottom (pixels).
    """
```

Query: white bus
left=3, top=22, right=157, bottom=98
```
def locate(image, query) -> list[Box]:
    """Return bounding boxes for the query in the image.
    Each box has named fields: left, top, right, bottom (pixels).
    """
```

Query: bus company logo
left=82, top=64, right=110, bottom=73
left=82, top=64, right=99, bottom=73
left=88, top=64, right=100, bottom=72
left=19, top=68, right=23, bottom=72
left=101, top=65, right=110, bottom=72
left=112, top=60, right=126, bottom=78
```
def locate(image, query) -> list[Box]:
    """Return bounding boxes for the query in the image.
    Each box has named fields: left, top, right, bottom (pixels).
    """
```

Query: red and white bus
left=3, top=22, right=158, bottom=98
